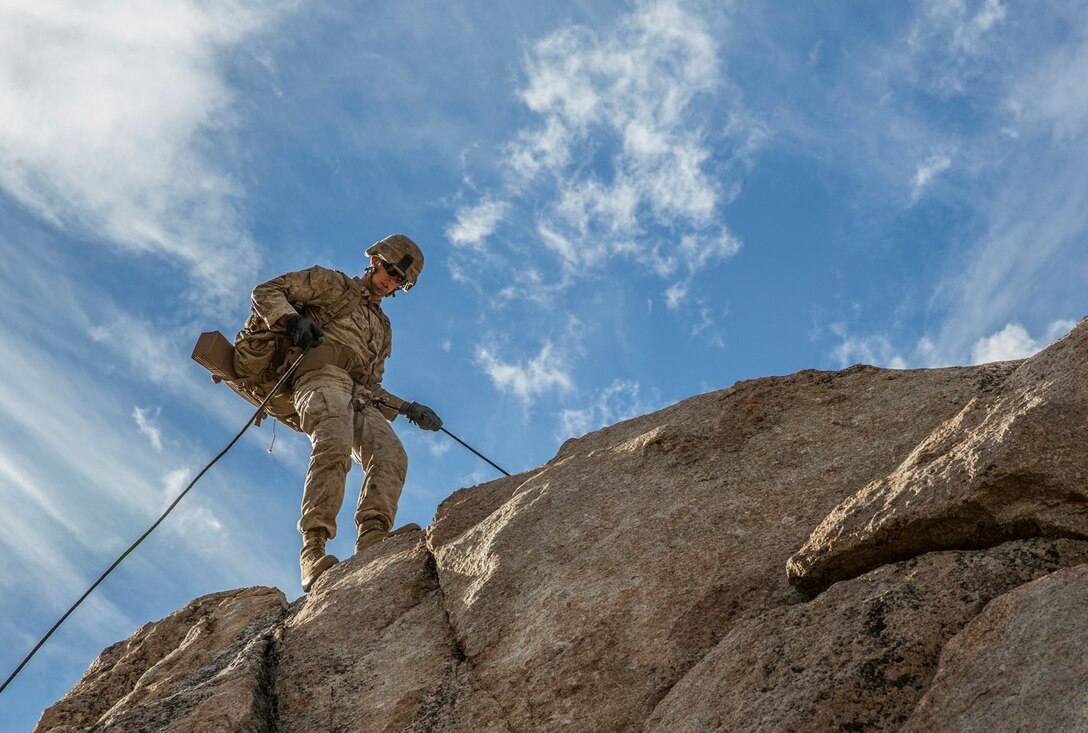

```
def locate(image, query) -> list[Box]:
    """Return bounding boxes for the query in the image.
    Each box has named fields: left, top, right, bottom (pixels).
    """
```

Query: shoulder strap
left=318, top=275, right=367, bottom=327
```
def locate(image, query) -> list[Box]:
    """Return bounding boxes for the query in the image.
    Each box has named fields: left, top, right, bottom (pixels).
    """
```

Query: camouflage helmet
left=365, top=234, right=424, bottom=291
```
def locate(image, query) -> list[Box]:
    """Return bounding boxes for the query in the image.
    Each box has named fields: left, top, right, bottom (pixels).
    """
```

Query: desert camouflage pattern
left=294, top=365, right=407, bottom=539
left=249, top=265, right=404, bottom=407
left=365, top=233, right=424, bottom=290
left=249, top=265, right=409, bottom=540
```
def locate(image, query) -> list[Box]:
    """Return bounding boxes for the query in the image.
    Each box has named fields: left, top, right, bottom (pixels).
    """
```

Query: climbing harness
left=0, top=346, right=312, bottom=697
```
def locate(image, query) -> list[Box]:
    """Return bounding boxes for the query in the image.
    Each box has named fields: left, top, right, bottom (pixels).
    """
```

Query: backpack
left=192, top=275, right=367, bottom=432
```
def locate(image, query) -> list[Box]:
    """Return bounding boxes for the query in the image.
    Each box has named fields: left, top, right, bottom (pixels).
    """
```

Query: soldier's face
left=370, top=255, right=401, bottom=296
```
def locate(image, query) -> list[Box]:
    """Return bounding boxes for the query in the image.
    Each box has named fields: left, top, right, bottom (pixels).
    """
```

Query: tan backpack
left=192, top=276, right=366, bottom=431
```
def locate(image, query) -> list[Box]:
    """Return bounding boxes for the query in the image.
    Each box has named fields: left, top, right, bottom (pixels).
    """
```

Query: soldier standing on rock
left=243, top=234, right=442, bottom=592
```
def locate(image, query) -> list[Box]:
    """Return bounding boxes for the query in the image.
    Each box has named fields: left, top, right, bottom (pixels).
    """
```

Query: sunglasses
left=380, top=260, right=408, bottom=287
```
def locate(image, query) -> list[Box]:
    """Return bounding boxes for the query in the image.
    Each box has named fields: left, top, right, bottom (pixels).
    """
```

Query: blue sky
left=2, top=0, right=1086, bottom=728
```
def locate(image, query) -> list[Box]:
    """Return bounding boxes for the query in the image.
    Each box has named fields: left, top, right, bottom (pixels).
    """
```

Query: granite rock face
left=273, top=528, right=510, bottom=732
left=787, top=318, right=1088, bottom=594
left=424, top=363, right=1017, bottom=731
left=645, top=538, right=1088, bottom=732
left=901, top=562, right=1088, bottom=733
left=36, top=318, right=1088, bottom=732
left=34, top=587, right=287, bottom=733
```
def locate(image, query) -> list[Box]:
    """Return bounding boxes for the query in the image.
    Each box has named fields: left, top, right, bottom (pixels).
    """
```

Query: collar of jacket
left=362, top=269, right=386, bottom=303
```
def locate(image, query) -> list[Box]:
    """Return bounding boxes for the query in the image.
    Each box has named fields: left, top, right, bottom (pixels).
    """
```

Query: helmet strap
left=364, top=263, right=398, bottom=299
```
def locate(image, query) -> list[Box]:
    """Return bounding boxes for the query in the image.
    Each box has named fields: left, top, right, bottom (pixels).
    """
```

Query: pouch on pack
left=191, top=274, right=366, bottom=431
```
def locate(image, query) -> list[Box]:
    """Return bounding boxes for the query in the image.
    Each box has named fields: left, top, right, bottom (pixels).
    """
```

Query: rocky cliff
left=36, top=318, right=1088, bottom=732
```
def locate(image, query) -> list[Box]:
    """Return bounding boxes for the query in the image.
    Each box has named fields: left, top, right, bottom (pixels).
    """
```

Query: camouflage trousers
left=292, top=365, right=407, bottom=541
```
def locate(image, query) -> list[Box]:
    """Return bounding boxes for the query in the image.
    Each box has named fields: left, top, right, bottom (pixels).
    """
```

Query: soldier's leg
left=352, top=404, right=408, bottom=552
left=293, top=367, right=354, bottom=590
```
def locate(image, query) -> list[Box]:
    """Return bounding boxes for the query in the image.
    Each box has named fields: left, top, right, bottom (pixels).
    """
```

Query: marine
left=242, top=234, right=441, bottom=591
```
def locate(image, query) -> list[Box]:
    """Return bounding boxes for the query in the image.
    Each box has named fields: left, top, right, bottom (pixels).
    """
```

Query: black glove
left=403, top=402, right=442, bottom=431
left=285, top=313, right=324, bottom=350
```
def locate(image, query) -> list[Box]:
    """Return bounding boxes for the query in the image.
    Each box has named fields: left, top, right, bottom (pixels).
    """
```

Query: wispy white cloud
left=0, top=304, right=296, bottom=708
left=133, top=406, right=164, bottom=451
left=969, top=322, right=1035, bottom=363
left=446, top=197, right=509, bottom=250
left=826, top=318, right=1079, bottom=371
left=512, top=1, right=730, bottom=265
left=969, top=320, right=1077, bottom=364
left=909, top=0, right=1009, bottom=94
left=910, top=152, right=953, bottom=203
left=787, top=4, right=1086, bottom=367
left=758, top=0, right=1009, bottom=206
left=0, top=340, right=163, bottom=536
left=1010, top=17, right=1088, bottom=141
left=449, top=0, right=746, bottom=306
left=159, top=467, right=227, bottom=545
left=661, top=230, right=742, bottom=307
left=1045, top=319, right=1079, bottom=341
left=828, top=323, right=909, bottom=370
left=918, top=0, right=1008, bottom=55
left=0, top=454, right=85, bottom=565
left=0, top=1, right=289, bottom=308
left=475, top=341, right=574, bottom=406
left=494, top=266, right=570, bottom=306
left=690, top=305, right=726, bottom=348
left=537, top=224, right=580, bottom=270
left=665, top=282, right=688, bottom=310
left=0, top=228, right=323, bottom=469
left=924, top=29, right=1088, bottom=363
left=89, top=311, right=193, bottom=387
left=425, top=434, right=453, bottom=458
left=0, top=232, right=297, bottom=616
left=557, top=379, right=661, bottom=439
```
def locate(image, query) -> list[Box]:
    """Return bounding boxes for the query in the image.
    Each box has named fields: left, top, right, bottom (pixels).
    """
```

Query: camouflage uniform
left=249, top=265, right=408, bottom=542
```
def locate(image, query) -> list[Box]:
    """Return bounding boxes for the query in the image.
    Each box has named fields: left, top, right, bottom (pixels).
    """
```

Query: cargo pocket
left=297, top=389, right=335, bottom=435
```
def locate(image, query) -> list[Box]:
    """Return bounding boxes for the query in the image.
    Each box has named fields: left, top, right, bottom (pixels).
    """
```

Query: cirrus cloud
left=475, top=341, right=574, bottom=407
left=449, top=0, right=747, bottom=305
left=0, top=0, right=290, bottom=308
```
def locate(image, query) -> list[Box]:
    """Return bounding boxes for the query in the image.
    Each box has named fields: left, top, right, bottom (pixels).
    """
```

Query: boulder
left=645, top=538, right=1088, bottom=732
left=34, top=587, right=287, bottom=733
left=787, top=317, right=1088, bottom=594
left=427, top=364, right=1013, bottom=730
left=273, top=528, right=508, bottom=732
left=903, top=562, right=1088, bottom=733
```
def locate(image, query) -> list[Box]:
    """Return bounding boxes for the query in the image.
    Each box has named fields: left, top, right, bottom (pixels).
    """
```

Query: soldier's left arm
left=368, top=337, right=407, bottom=421
left=373, top=386, right=407, bottom=421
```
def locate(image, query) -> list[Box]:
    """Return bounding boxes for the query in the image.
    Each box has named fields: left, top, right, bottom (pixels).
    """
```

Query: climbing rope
left=374, top=398, right=511, bottom=477
left=0, top=348, right=312, bottom=697
left=440, top=427, right=511, bottom=476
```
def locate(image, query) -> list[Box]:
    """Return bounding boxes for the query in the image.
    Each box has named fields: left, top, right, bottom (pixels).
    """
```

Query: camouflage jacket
left=246, top=264, right=406, bottom=414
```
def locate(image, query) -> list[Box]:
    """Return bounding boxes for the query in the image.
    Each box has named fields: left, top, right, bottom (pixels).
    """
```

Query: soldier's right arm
left=250, top=266, right=343, bottom=330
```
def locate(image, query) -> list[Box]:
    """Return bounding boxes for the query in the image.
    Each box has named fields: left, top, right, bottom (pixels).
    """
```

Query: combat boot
left=300, top=528, right=339, bottom=592
left=355, top=520, right=421, bottom=555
